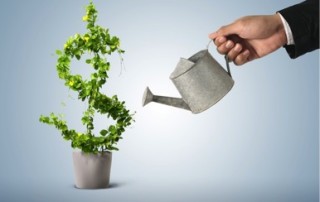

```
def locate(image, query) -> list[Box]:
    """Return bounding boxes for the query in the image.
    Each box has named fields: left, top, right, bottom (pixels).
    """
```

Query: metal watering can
left=142, top=43, right=234, bottom=114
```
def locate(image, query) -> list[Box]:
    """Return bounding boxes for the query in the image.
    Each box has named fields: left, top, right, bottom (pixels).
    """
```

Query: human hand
left=209, top=14, right=287, bottom=65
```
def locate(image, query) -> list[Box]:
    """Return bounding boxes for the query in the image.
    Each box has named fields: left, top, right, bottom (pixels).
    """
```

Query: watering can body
left=142, top=49, right=234, bottom=114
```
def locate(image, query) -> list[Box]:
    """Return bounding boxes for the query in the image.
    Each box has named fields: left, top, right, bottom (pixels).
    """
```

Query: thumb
left=209, top=22, right=240, bottom=39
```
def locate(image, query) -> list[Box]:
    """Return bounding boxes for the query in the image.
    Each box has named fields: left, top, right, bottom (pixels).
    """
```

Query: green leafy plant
left=40, top=1, right=134, bottom=153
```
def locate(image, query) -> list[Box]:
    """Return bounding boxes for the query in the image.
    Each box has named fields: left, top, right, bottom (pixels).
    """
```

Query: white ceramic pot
left=72, top=151, right=112, bottom=189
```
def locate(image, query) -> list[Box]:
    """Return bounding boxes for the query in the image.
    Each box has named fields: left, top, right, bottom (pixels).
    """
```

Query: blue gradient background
left=0, top=0, right=318, bottom=201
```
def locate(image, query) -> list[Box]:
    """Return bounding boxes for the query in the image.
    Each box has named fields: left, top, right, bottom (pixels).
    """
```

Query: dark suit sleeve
left=278, top=0, right=319, bottom=59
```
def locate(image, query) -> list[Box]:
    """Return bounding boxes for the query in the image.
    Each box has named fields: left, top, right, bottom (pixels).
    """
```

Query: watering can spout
left=142, top=87, right=191, bottom=111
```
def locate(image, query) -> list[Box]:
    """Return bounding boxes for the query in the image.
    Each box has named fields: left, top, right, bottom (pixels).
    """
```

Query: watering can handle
left=207, top=40, right=232, bottom=78
left=225, top=55, right=232, bottom=77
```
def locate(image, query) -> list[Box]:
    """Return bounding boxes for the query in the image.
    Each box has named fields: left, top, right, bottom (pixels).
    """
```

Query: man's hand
left=209, top=14, right=287, bottom=65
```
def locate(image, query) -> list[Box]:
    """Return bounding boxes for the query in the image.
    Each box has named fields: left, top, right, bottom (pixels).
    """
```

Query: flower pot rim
left=73, top=150, right=112, bottom=155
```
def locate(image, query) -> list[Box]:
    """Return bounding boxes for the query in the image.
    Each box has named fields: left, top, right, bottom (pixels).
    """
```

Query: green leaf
left=100, top=129, right=108, bottom=136
left=39, top=115, right=50, bottom=123
left=56, top=50, right=62, bottom=55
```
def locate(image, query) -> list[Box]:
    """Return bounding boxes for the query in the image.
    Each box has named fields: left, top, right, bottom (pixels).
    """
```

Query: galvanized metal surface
left=142, top=49, right=234, bottom=114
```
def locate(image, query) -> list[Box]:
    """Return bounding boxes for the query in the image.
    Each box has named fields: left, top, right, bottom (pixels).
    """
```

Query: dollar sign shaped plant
left=40, top=1, right=134, bottom=153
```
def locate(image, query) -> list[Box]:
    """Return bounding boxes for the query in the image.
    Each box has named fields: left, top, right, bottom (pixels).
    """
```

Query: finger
left=216, top=22, right=241, bottom=37
left=214, top=36, right=227, bottom=46
left=217, top=40, right=234, bottom=55
left=209, top=31, right=225, bottom=40
left=208, top=32, right=218, bottom=40
left=226, top=43, right=242, bottom=61
left=234, top=49, right=250, bottom=65
left=209, top=21, right=240, bottom=40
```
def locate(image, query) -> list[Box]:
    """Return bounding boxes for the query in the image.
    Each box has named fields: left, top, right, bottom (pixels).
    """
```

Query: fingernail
left=218, top=37, right=226, bottom=43
left=243, top=50, right=250, bottom=56
left=234, top=44, right=241, bottom=52
left=226, top=41, right=233, bottom=48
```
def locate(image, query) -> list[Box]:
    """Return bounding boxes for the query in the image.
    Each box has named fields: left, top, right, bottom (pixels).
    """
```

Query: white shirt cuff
left=278, top=13, right=295, bottom=45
